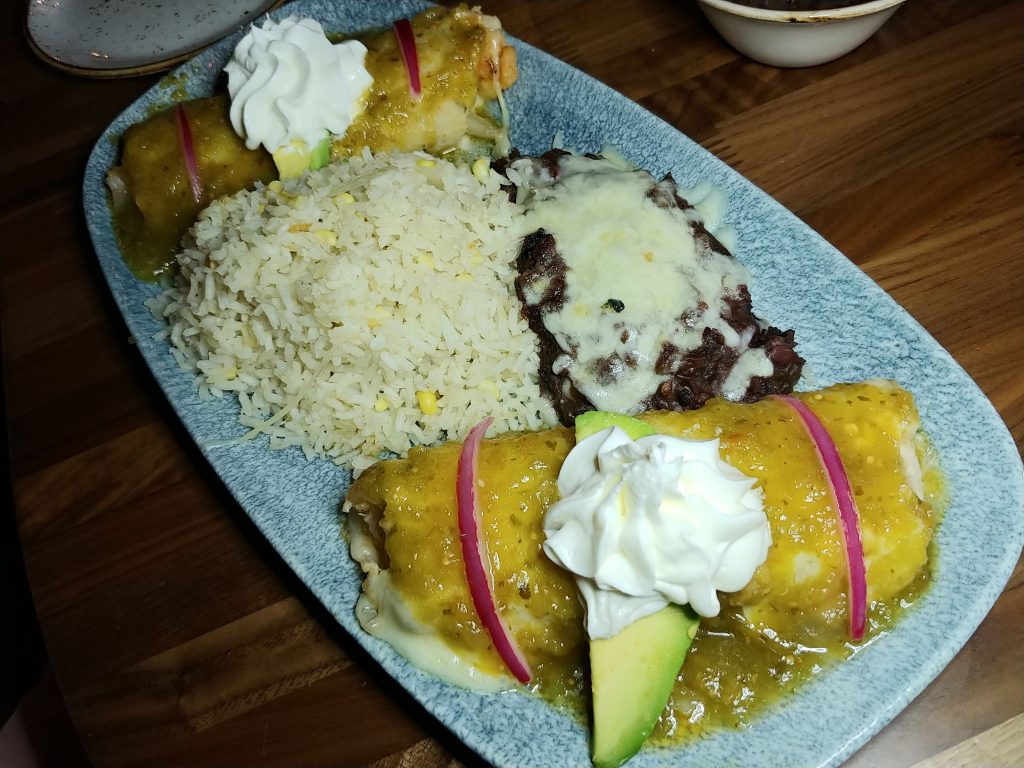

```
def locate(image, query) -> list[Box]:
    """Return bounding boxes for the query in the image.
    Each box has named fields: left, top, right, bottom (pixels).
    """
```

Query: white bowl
left=696, top=0, right=908, bottom=68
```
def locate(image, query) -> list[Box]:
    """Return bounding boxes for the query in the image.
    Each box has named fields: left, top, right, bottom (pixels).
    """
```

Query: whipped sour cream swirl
left=225, top=16, right=372, bottom=153
left=543, top=427, right=770, bottom=639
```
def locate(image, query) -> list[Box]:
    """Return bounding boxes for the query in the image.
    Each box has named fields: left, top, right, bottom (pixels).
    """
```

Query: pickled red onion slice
left=456, top=417, right=532, bottom=683
left=392, top=19, right=422, bottom=101
left=175, top=105, right=203, bottom=205
left=775, top=395, right=867, bottom=640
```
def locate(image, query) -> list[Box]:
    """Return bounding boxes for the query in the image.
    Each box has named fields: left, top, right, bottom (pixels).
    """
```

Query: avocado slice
left=591, top=604, right=700, bottom=768
left=272, top=135, right=331, bottom=179
left=573, top=411, right=700, bottom=768
left=574, top=410, right=656, bottom=441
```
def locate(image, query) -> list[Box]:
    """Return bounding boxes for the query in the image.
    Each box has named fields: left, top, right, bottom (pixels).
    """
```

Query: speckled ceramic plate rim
left=24, top=0, right=285, bottom=78
left=82, top=2, right=1024, bottom=766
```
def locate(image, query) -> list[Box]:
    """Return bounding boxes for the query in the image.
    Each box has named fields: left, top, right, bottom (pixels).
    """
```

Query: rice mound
left=148, top=150, right=558, bottom=475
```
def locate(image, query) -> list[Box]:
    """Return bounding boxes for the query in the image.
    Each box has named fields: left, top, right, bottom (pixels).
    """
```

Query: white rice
left=147, top=150, right=558, bottom=475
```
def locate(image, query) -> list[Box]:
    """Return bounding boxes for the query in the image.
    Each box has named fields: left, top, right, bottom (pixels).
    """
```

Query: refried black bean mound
left=499, top=151, right=804, bottom=425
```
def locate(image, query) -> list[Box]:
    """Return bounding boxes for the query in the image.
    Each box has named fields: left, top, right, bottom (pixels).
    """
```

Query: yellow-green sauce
left=333, top=7, right=502, bottom=157
left=350, top=383, right=944, bottom=742
left=108, top=5, right=508, bottom=281
left=110, top=95, right=274, bottom=280
left=653, top=572, right=931, bottom=742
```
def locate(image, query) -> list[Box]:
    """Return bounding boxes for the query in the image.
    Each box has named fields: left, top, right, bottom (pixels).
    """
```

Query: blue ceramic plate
left=83, top=2, right=1024, bottom=766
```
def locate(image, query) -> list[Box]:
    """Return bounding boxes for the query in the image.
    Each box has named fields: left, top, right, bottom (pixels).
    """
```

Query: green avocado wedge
left=573, top=411, right=701, bottom=768
left=574, top=410, right=657, bottom=441
left=591, top=604, right=700, bottom=768
left=272, top=135, right=331, bottom=179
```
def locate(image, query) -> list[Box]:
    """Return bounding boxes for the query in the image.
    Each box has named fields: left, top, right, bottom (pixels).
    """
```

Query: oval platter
left=82, top=1, right=1024, bottom=766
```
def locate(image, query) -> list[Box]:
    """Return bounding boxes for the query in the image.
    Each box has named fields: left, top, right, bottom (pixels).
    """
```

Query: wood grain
left=4, top=1, right=1022, bottom=766
left=908, top=713, right=1024, bottom=768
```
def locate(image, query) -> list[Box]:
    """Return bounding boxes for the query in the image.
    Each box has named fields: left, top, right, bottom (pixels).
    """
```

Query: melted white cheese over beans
left=510, top=154, right=773, bottom=414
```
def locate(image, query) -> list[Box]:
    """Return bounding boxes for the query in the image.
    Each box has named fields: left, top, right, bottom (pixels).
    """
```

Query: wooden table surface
left=5, top=1, right=1023, bottom=766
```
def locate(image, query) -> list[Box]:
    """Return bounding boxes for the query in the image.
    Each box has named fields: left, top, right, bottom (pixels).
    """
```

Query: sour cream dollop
left=224, top=16, right=372, bottom=153
left=543, top=426, right=771, bottom=639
